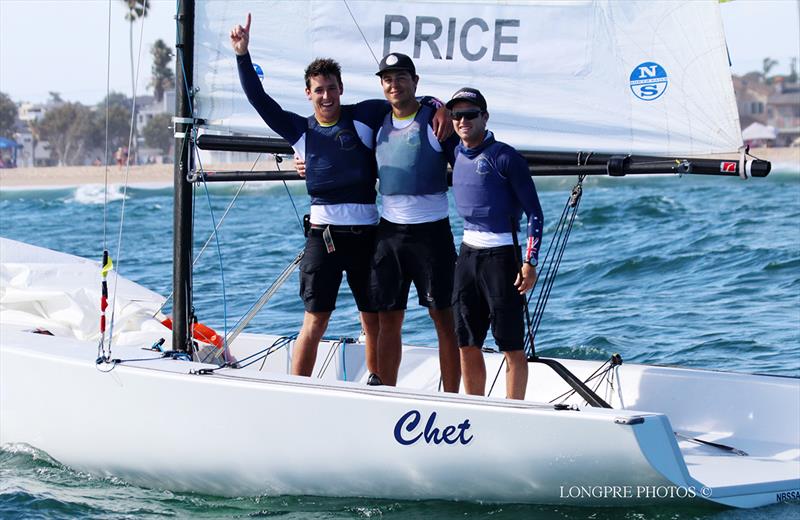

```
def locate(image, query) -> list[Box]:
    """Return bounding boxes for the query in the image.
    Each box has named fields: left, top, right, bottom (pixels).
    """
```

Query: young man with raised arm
left=230, top=16, right=448, bottom=383
left=447, top=88, right=543, bottom=400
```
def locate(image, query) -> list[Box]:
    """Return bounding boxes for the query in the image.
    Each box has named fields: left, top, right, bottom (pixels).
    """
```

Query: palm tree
left=121, top=0, right=150, bottom=163
left=762, top=57, right=778, bottom=82
left=122, top=0, right=150, bottom=96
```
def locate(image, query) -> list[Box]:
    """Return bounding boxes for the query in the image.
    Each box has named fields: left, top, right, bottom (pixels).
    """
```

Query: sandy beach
left=1, top=148, right=797, bottom=190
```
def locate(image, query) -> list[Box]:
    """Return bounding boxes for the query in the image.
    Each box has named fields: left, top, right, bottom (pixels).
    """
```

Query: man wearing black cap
left=372, top=53, right=462, bottom=392
left=447, top=87, right=543, bottom=400
left=231, top=16, right=449, bottom=384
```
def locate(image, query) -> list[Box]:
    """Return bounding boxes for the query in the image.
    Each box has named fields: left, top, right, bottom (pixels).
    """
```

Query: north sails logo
left=475, top=154, right=491, bottom=175
left=629, top=62, right=668, bottom=101
left=334, top=129, right=358, bottom=151
left=252, top=63, right=265, bottom=81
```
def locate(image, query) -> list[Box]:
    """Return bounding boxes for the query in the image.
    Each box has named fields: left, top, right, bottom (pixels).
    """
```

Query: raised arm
left=231, top=15, right=306, bottom=146
left=230, top=13, right=252, bottom=56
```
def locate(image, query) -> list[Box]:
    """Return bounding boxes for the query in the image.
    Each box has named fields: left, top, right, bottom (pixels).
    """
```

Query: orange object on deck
left=160, top=317, right=224, bottom=349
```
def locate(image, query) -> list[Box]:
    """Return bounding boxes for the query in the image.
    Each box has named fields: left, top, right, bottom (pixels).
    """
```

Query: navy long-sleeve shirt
left=453, top=131, right=544, bottom=262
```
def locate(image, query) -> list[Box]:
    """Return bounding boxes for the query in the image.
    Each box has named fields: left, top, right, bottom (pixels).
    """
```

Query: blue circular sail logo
left=475, top=155, right=491, bottom=176
left=629, top=62, right=668, bottom=101
left=253, top=63, right=264, bottom=81
left=335, top=129, right=358, bottom=151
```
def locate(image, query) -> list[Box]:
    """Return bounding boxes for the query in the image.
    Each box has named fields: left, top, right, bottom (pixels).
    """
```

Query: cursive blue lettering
left=394, top=410, right=423, bottom=445
left=457, top=419, right=474, bottom=444
left=394, top=410, right=473, bottom=446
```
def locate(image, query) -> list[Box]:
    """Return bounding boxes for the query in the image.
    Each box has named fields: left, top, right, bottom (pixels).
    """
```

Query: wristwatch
left=526, top=257, right=538, bottom=267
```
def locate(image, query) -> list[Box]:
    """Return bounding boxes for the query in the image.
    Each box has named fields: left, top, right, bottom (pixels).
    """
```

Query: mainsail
left=193, top=0, right=742, bottom=156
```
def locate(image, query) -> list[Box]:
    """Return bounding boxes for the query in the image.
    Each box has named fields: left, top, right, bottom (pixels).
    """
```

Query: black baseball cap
left=376, top=53, right=416, bottom=76
left=445, top=87, right=487, bottom=111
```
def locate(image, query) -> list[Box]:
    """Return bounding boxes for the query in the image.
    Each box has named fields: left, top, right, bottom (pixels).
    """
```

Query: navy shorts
left=453, top=243, right=526, bottom=351
left=371, top=218, right=456, bottom=311
left=299, top=225, right=377, bottom=313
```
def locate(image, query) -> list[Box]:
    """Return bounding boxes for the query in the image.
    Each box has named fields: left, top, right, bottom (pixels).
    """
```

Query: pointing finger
left=245, top=12, right=251, bottom=33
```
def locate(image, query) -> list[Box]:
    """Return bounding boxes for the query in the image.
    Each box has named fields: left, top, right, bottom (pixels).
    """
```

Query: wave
left=68, top=184, right=128, bottom=205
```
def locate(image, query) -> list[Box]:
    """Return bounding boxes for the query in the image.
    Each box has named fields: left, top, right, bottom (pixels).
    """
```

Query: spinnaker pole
left=172, top=0, right=195, bottom=355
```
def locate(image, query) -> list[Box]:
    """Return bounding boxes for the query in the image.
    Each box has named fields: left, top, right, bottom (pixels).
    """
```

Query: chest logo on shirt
left=475, top=154, right=491, bottom=176
left=398, top=121, right=421, bottom=148
left=335, top=129, right=358, bottom=151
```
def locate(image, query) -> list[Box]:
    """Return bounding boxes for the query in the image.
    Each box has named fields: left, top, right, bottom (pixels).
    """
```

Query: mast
left=172, top=0, right=195, bottom=354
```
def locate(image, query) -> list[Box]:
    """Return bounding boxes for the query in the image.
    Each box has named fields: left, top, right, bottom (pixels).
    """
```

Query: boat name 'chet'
left=394, top=410, right=474, bottom=446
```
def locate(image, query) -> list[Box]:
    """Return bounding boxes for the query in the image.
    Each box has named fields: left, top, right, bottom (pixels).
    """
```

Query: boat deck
left=680, top=435, right=800, bottom=488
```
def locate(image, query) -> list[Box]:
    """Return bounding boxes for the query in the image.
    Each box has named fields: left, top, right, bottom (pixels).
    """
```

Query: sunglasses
left=451, top=110, right=483, bottom=121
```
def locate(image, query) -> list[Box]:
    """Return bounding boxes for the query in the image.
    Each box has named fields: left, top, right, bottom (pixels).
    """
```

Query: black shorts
left=453, top=243, right=525, bottom=351
left=299, top=225, right=377, bottom=313
left=371, top=218, right=456, bottom=311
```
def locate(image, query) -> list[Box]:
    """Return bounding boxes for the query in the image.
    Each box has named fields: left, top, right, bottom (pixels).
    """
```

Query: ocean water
left=0, top=168, right=798, bottom=519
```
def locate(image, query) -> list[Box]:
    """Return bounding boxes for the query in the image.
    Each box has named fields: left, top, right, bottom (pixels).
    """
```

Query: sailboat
left=1, top=0, right=798, bottom=509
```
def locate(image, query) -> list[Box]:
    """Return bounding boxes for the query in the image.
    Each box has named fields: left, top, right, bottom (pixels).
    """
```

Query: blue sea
left=1, top=167, right=798, bottom=519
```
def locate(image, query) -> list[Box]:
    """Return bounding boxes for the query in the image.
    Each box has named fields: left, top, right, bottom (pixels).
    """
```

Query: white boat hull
left=2, top=326, right=798, bottom=507
left=2, top=238, right=798, bottom=507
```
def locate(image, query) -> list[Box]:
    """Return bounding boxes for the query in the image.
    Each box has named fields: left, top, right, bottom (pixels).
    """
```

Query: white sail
left=193, top=0, right=743, bottom=156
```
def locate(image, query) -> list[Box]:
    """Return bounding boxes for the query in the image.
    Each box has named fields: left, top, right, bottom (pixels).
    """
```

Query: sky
left=1, top=0, right=799, bottom=105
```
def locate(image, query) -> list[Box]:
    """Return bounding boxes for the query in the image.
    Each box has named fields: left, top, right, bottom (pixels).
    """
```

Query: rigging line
left=236, top=336, right=294, bottom=367
left=192, top=143, right=229, bottom=351
left=153, top=147, right=262, bottom=318
left=172, top=23, right=230, bottom=356
left=522, top=198, right=569, bottom=354
left=209, top=335, right=297, bottom=371
left=317, top=340, right=341, bottom=379
left=343, top=0, right=380, bottom=65
left=488, top=355, right=505, bottom=397
left=153, top=155, right=260, bottom=317
left=532, top=206, right=576, bottom=336
left=224, top=249, right=305, bottom=350
left=102, top=0, right=113, bottom=250
left=97, top=0, right=114, bottom=363
left=275, top=158, right=304, bottom=232
left=548, top=358, right=611, bottom=404
left=525, top=176, right=585, bottom=352
left=106, top=0, right=149, bottom=357
left=257, top=343, right=285, bottom=371
left=531, top=199, right=580, bottom=341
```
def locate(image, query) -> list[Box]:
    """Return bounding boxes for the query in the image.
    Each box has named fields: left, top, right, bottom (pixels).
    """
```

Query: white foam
left=69, top=184, right=127, bottom=205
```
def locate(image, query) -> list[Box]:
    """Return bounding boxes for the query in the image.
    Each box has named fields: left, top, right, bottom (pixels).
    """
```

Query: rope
left=224, top=335, right=296, bottom=371
left=525, top=174, right=587, bottom=356
left=487, top=174, right=586, bottom=393
left=343, top=0, right=380, bottom=65
left=165, top=18, right=234, bottom=358
left=316, top=339, right=342, bottom=379
left=153, top=166, right=254, bottom=318
left=191, top=139, right=229, bottom=352
left=547, top=354, right=623, bottom=406
left=102, top=0, right=149, bottom=361
left=102, top=0, right=113, bottom=250
left=97, top=0, right=114, bottom=363
left=275, top=156, right=304, bottom=232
